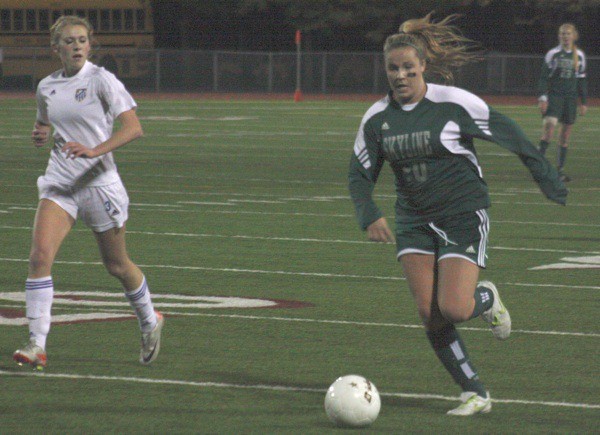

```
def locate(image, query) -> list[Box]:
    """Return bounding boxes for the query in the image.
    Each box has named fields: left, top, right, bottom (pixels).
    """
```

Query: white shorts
left=37, top=176, right=129, bottom=232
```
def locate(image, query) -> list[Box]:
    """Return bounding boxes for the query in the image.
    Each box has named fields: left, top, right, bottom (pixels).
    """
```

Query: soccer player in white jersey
left=13, top=16, right=164, bottom=370
left=348, top=13, right=567, bottom=416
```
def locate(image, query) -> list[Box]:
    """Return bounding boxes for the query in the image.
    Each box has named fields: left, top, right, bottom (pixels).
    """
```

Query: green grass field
left=0, top=96, right=598, bottom=433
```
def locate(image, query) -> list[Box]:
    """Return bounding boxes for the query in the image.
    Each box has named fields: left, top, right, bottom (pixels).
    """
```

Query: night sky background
left=151, top=0, right=600, bottom=55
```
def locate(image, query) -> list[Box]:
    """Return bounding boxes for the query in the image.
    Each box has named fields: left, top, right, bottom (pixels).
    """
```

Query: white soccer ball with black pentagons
left=324, top=374, right=381, bottom=427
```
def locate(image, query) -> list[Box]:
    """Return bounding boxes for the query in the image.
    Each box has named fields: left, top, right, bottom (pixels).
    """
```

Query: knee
left=29, top=247, right=54, bottom=274
left=543, top=117, right=558, bottom=130
left=439, top=304, right=471, bottom=324
left=416, top=304, right=433, bottom=326
left=417, top=306, right=453, bottom=332
left=103, top=259, right=132, bottom=279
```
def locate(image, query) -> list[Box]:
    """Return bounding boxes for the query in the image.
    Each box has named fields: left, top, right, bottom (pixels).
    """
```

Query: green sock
left=539, top=140, right=549, bottom=155
left=426, top=324, right=487, bottom=397
left=469, top=284, right=495, bottom=319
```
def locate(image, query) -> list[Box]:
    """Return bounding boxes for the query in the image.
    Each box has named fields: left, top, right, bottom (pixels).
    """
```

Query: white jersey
left=36, top=61, right=136, bottom=187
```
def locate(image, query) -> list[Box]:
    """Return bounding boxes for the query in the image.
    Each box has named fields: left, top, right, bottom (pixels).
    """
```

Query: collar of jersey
left=62, top=60, right=91, bottom=79
left=387, top=89, right=426, bottom=112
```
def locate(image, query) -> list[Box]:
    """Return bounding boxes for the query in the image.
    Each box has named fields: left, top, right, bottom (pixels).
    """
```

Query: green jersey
left=349, top=84, right=567, bottom=230
left=538, top=45, right=588, bottom=104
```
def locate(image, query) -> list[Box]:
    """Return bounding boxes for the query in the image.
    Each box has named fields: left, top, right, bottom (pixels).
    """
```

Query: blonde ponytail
left=384, top=12, right=482, bottom=84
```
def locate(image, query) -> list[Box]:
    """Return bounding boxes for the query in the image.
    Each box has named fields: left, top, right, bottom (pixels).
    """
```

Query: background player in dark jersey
left=348, top=13, right=567, bottom=416
left=538, top=23, right=588, bottom=182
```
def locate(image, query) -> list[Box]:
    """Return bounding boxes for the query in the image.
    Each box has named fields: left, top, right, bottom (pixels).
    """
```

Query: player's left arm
left=461, top=107, right=567, bottom=205
left=62, top=109, right=143, bottom=159
left=577, top=52, right=588, bottom=116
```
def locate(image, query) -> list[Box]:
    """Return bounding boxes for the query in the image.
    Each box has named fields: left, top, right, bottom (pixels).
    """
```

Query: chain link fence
left=1, top=47, right=598, bottom=97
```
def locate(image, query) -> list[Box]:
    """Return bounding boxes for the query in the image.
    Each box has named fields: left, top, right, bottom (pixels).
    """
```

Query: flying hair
left=384, top=12, right=483, bottom=84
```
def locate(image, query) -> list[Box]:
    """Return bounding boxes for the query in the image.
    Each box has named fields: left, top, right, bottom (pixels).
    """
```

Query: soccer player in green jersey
left=538, top=23, right=588, bottom=182
left=348, top=13, right=567, bottom=416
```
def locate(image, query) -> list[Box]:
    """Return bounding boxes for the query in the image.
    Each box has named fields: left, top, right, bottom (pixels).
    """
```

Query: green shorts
left=396, top=209, right=490, bottom=267
left=545, top=95, right=578, bottom=125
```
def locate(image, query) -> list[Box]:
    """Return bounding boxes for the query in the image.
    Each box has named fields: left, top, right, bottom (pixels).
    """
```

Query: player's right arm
left=32, top=121, right=51, bottom=148
left=537, top=53, right=551, bottom=114
left=33, top=81, right=52, bottom=147
left=348, top=117, right=392, bottom=242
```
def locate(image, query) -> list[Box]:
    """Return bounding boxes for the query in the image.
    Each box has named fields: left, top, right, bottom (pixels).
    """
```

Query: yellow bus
left=0, top=0, right=154, bottom=87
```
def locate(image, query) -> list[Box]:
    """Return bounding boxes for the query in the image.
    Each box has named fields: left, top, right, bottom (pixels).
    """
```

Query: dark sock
left=426, top=324, right=486, bottom=396
left=539, top=140, right=549, bottom=155
left=558, top=147, right=568, bottom=170
left=469, top=284, right=495, bottom=319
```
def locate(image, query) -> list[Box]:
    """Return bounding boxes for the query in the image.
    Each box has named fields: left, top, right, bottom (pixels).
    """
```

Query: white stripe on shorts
left=476, top=209, right=490, bottom=267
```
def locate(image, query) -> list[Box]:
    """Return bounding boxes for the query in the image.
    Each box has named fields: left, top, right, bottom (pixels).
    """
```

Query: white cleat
left=479, top=281, right=511, bottom=340
left=13, top=338, right=47, bottom=371
left=140, top=311, right=164, bottom=365
left=447, top=391, right=492, bottom=416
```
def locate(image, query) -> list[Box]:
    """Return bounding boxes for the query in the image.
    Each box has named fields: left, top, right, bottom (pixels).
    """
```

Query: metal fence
left=1, top=47, right=598, bottom=97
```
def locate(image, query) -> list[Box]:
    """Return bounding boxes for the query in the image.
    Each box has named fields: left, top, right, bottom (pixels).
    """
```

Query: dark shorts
left=545, top=95, right=578, bottom=125
left=396, top=209, right=490, bottom=268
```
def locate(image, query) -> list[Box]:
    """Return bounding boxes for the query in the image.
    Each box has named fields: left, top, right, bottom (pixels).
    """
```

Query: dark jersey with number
left=538, top=46, right=588, bottom=104
left=349, top=84, right=567, bottom=229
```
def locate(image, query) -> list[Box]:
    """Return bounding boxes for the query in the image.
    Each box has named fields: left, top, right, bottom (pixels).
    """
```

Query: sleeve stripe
left=426, top=84, right=492, bottom=137
left=353, top=96, right=389, bottom=170
left=439, top=120, right=484, bottom=177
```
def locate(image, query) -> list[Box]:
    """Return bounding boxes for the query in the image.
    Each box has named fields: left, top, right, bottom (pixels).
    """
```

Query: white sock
left=26, top=276, right=54, bottom=350
left=125, top=276, right=157, bottom=333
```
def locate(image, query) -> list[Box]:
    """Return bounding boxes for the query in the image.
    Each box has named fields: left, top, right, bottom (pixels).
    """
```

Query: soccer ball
left=324, top=375, right=381, bottom=427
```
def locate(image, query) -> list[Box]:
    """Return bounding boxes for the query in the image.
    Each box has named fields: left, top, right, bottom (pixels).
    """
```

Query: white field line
left=3, top=181, right=599, bottom=194
left=2, top=203, right=600, bottom=227
left=1, top=302, right=598, bottom=338
left=155, top=208, right=600, bottom=225
left=1, top=225, right=598, bottom=255
left=3, top=175, right=600, bottom=194
left=98, top=308, right=600, bottom=338
left=0, top=257, right=404, bottom=281
left=0, top=370, right=597, bottom=410
left=0, top=257, right=599, bottom=292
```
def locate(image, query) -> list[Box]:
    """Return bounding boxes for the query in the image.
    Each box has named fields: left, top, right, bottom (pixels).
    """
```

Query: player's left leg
left=435, top=258, right=494, bottom=415
left=401, top=254, right=490, bottom=415
left=94, top=226, right=163, bottom=364
left=556, top=96, right=578, bottom=181
left=557, top=123, right=574, bottom=181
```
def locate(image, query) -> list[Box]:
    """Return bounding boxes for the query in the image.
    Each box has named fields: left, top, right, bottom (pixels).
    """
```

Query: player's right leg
left=539, top=115, right=558, bottom=155
left=14, top=198, right=75, bottom=369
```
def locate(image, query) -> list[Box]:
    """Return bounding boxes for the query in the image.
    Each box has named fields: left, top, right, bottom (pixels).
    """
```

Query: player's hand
left=366, top=217, right=394, bottom=243
left=32, top=127, right=50, bottom=147
left=579, top=105, right=587, bottom=116
left=538, top=101, right=548, bottom=115
left=62, top=141, right=98, bottom=159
